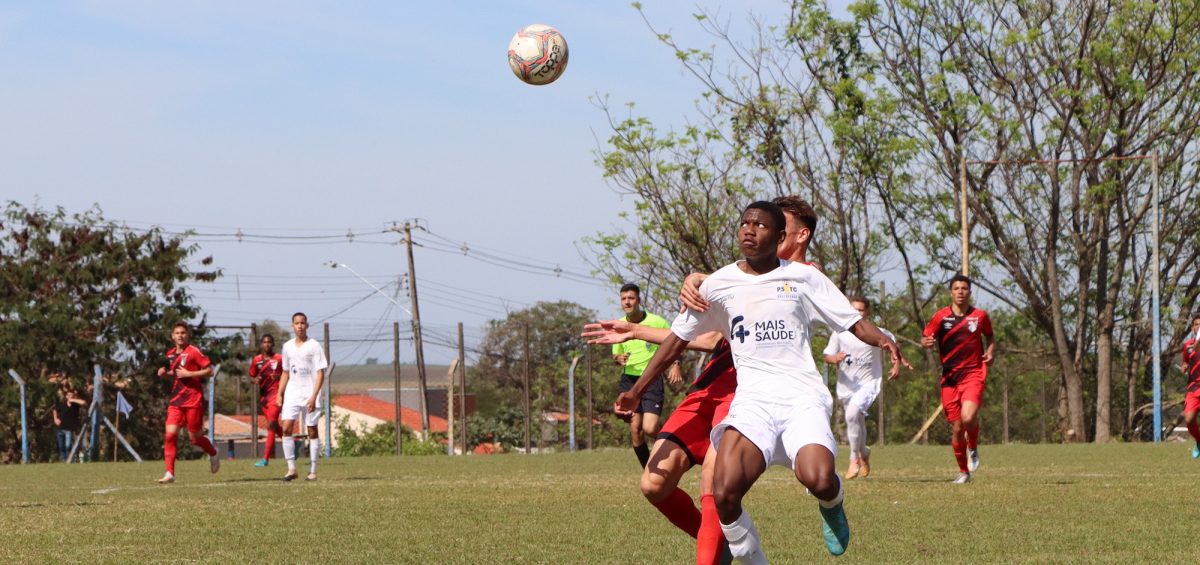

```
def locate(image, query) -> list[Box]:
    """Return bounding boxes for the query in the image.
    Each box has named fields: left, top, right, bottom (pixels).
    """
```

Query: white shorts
left=839, top=384, right=879, bottom=418
left=281, top=399, right=323, bottom=427
left=710, top=395, right=836, bottom=469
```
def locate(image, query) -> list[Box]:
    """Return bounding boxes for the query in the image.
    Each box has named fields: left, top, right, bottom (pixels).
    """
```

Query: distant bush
left=332, top=416, right=444, bottom=456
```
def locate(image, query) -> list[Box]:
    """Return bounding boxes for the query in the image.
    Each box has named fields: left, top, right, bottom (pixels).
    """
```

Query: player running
left=249, top=334, right=284, bottom=467
left=611, top=283, right=683, bottom=468
left=620, top=202, right=908, bottom=559
left=1181, top=315, right=1200, bottom=458
left=277, top=312, right=328, bottom=482
left=922, top=274, right=996, bottom=484
left=823, top=296, right=894, bottom=479
left=156, top=322, right=220, bottom=484
left=587, top=195, right=822, bottom=564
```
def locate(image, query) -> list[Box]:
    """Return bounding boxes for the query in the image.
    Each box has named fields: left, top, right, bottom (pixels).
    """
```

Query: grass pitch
left=1, top=443, right=1192, bottom=563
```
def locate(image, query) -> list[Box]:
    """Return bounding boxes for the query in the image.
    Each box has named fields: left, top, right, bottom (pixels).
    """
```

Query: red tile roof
left=335, top=394, right=448, bottom=434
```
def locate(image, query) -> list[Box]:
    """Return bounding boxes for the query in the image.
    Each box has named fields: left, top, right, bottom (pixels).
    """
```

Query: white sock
left=818, top=476, right=845, bottom=509
left=845, top=404, right=866, bottom=460
left=309, top=439, right=319, bottom=474
left=283, top=436, right=296, bottom=471
left=720, top=510, right=768, bottom=564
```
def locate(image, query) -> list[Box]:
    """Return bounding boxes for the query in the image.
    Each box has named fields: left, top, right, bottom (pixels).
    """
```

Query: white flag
left=116, top=391, right=133, bottom=418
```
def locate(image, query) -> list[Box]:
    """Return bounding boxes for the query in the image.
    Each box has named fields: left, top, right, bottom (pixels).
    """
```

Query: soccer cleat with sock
left=306, top=473, right=318, bottom=481
left=859, top=446, right=871, bottom=478
left=952, top=472, right=971, bottom=484
left=210, top=454, right=220, bottom=474
left=1191, top=444, right=1200, bottom=460
left=844, top=459, right=860, bottom=480
left=968, top=448, right=980, bottom=472
left=818, top=501, right=851, bottom=556
left=157, top=472, right=175, bottom=484
left=254, top=459, right=269, bottom=467
left=282, top=472, right=298, bottom=482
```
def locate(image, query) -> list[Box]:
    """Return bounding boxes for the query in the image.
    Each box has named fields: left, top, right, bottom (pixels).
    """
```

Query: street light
left=325, top=261, right=412, bottom=316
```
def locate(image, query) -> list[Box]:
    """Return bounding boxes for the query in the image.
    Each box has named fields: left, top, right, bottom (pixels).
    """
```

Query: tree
left=0, top=202, right=226, bottom=462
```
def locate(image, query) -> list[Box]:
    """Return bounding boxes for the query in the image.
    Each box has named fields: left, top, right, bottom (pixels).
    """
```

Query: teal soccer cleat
left=254, top=459, right=269, bottom=467
left=1191, top=444, right=1199, bottom=460
left=819, top=502, right=850, bottom=556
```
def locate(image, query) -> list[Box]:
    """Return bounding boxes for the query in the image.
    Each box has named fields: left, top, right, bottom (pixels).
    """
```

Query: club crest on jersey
left=776, top=281, right=801, bottom=300
left=968, top=319, right=978, bottom=332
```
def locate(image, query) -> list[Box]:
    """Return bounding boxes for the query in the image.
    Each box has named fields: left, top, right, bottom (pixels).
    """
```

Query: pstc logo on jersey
left=776, top=281, right=801, bottom=300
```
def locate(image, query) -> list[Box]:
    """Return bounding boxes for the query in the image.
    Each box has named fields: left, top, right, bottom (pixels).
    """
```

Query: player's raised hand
left=678, top=272, right=710, bottom=313
left=581, top=320, right=636, bottom=345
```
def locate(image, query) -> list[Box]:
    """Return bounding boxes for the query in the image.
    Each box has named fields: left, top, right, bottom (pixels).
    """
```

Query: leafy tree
left=0, top=202, right=226, bottom=462
left=332, top=417, right=443, bottom=457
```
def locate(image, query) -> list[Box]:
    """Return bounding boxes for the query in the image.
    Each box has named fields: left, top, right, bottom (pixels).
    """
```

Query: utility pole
left=393, top=220, right=431, bottom=440
left=524, top=323, right=531, bottom=454
left=458, top=322, right=467, bottom=454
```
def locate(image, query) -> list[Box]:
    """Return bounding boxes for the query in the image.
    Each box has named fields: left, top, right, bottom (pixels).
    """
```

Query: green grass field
left=1, top=443, right=1193, bottom=563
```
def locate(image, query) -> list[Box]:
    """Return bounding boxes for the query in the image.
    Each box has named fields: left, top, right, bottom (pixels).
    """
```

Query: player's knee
left=711, top=481, right=743, bottom=520
left=164, top=431, right=178, bottom=443
left=800, top=466, right=838, bottom=495
left=844, top=405, right=861, bottom=423
left=640, top=473, right=669, bottom=502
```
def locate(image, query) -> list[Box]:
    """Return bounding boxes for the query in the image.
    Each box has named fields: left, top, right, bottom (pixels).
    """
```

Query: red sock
left=264, top=429, right=277, bottom=461
left=696, top=493, right=726, bottom=565
left=650, top=487, right=700, bottom=539
left=1188, top=421, right=1200, bottom=443
left=191, top=435, right=217, bottom=457
left=952, top=432, right=969, bottom=473
left=164, top=431, right=178, bottom=474
left=966, top=423, right=980, bottom=450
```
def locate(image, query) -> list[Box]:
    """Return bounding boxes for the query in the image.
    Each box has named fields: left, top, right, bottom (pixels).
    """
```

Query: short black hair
left=171, top=322, right=191, bottom=333
left=292, top=312, right=308, bottom=322
left=744, top=201, right=787, bottom=236
left=949, top=274, right=973, bottom=288
left=619, top=283, right=640, bottom=296
left=261, top=334, right=275, bottom=342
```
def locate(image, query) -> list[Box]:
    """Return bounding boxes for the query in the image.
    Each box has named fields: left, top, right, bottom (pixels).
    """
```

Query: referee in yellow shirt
left=613, top=283, right=681, bottom=467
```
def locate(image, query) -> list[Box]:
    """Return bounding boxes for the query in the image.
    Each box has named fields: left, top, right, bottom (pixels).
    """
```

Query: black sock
left=634, top=443, right=650, bottom=468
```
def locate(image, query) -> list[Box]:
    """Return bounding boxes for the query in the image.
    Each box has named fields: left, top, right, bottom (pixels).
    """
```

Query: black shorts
left=619, top=373, right=664, bottom=415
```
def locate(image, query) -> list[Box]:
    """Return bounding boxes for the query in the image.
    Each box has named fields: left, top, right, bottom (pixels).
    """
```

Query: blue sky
left=0, top=1, right=827, bottom=364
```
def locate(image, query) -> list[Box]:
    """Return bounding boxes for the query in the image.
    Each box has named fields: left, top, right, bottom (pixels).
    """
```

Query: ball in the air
left=507, top=24, right=569, bottom=85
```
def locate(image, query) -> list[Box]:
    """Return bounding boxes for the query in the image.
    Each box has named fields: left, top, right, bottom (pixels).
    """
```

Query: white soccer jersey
left=824, top=327, right=895, bottom=399
left=281, top=337, right=328, bottom=406
left=672, top=260, right=862, bottom=405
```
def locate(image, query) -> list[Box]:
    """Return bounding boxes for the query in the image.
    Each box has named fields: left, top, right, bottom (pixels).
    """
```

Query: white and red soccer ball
left=507, top=24, right=569, bottom=85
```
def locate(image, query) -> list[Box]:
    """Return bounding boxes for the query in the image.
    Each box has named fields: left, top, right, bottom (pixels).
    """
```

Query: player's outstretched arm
left=849, top=319, right=912, bottom=379
left=583, top=321, right=719, bottom=352
left=614, top=332, right=690, bottom=414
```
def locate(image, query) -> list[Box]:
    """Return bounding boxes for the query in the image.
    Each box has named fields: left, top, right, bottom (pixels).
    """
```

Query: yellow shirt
left=612, top=312, right=670, bottom=376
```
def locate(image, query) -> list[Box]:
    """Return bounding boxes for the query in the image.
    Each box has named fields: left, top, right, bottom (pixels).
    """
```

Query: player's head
left=619, top=283, right=641, bottom=315
left=1191, top=315, right=1200, bottom=333
left=849, top=296, right=870, bottom=318
left=739, top=201, right=786, bottom=261
left=170, top=322, right=191, bottom=347
left=291, top=312, right=309, bottom=339
left=773, top=195, right=817, bottom=261
left=949, top=274, right=972, bottom=307
left=260, top=334, right=275, bottom=353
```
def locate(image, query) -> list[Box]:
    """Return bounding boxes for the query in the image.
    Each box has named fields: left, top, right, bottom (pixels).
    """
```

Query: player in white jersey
left=277, top=312, right=328, bottom=481
left=619, top=202, right=909, bottom=560
left=822, top=296, right=894, bottom=480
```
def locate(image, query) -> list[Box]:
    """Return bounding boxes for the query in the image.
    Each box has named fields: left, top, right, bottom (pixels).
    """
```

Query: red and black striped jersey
left=686, top=338, right=737, bottom=398
left=923, top=306, right=992, bottom=386
left=1184, top=339, right=1200, bottom=392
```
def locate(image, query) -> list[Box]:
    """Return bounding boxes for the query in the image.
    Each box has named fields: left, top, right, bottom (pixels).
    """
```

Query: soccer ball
left=507, top=24, right=569, bottom=85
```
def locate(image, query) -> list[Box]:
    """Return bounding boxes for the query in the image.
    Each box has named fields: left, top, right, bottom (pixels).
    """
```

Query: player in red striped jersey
left=156, top=322, right=220, bottom=484
left=922, top=274, right=995, bottom=483
left=1180, top=315, right=1200, bottom=458
left=249, top=334, right=284, bottom=467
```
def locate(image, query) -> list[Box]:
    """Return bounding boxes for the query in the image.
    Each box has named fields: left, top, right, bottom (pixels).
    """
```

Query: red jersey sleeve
left=249, top=354, right=261, bottom=378
left=190, top=346, right=212, bottom=370
left=923, top=309, right=945, bottom=337
left=980, top=310, right=994, bottom=338
left=1185, top=340, right=1196, bottom=366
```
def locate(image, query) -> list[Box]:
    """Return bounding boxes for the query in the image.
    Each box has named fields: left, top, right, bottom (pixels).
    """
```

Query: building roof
left=335, top=394, right=448, bottom=434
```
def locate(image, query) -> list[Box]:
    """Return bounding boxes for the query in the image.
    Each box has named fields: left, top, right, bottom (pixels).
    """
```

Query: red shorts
left=657, top=388, right=734, bottom=465
left=262, top=401, right=281, bottom=423
left=166, top=405, right=205, bottom=433
left=941, top=370, right=987, bottom=422
left=1185, top=387, right=1200, bottom=413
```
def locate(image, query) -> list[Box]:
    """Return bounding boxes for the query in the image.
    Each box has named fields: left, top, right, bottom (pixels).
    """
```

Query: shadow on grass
left=4, top=501, right=111, bottom=508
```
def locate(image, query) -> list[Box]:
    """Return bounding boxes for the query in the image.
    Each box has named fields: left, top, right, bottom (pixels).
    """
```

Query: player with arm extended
left=249, top=334, right=284, bottom=467
left=620, top=202, right=909, bottom=560
left=611, top=283, right=684, bottom=468
left=156, top=322, right=219, bottom=484
left=822, top=296, right=895, bottom=480
left=277, top=312, right=328, bottom=482
left=921, top=274, right=996, bottom=483
left=1181, top=315, right=1200, bottom=459
left=586, top=320, right=731, bottom=564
